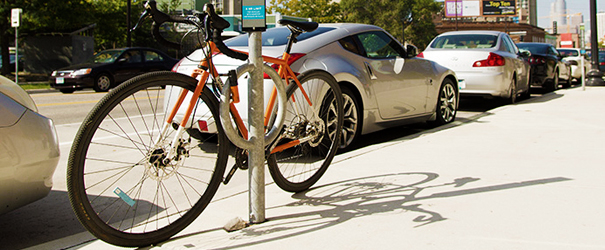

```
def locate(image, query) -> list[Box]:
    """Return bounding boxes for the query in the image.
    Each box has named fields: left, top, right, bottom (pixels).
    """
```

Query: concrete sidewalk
left=68, top=86, right=605, bottom=250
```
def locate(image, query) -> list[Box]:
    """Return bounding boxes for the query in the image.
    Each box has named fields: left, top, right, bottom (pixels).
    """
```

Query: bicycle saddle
left=278, top=19, right=318, bottom=32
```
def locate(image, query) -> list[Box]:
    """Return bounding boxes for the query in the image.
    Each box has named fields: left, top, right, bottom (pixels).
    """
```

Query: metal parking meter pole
left=248, top=31, right=265, bottom=224
left=11, top=8, right=21, bottom=84
left=242, top=0, right=267, bottom=224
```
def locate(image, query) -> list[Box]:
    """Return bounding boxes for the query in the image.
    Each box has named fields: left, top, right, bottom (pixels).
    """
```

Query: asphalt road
left=0, top=88, right=543, bottom=249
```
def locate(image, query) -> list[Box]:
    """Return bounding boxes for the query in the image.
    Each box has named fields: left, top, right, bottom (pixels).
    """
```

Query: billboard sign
left=444, top=0, right=516, bottom=17
left=482, top=0, right=516, bottom=16
left=445, top=0, right=481, bottom=17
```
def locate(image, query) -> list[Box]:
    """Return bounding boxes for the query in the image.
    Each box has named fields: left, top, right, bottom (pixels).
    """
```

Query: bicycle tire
left=267, top=70, right=344, bottom=192
left=67, top=71, right=229, bottom=247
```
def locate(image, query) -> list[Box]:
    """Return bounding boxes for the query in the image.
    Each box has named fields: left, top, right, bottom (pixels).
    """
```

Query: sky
left=536, top=0, right=603, bottom=30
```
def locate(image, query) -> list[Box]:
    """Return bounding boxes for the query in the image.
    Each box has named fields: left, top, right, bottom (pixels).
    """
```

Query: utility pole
left=127, top=0, right=132, bottom=47
left=586, top=0, right=604, bottom=86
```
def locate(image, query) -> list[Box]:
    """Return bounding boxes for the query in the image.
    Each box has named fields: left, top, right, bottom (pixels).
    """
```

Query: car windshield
left=87, top=49, right=125, bottom=63
left=225, top=27, right=335, bottom=47
left=516, top=44, right=548, bottom=55
left=430, top=34, right=498, bottom=49
left=558, top=49, right=579, bottom=57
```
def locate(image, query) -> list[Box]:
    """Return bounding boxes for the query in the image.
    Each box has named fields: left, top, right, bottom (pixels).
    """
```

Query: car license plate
left=56, top=77, right=64, bottom=84
left=458, top=79, right=466, bottom=89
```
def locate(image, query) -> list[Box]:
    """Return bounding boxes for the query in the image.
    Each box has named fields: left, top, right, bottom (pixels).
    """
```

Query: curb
left=26, top=88, right=58, bottom=94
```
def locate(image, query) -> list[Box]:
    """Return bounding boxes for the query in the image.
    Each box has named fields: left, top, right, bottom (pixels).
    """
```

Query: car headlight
left=51, top=71, right=57, bottom=76
left=70, top=68, right=92, bottom=76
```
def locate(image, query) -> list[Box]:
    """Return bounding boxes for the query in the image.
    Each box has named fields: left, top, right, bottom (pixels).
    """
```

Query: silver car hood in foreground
left=0, top=76, right=60, bottom=215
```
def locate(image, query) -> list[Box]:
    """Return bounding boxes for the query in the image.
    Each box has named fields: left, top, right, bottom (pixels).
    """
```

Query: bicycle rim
left=67, top=71, right=228, bottom=247
left=267, top=70, right=344, bottom=192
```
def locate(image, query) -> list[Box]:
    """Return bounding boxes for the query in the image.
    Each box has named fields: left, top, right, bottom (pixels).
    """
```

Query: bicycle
left=67, top=1, right=343, bottom=247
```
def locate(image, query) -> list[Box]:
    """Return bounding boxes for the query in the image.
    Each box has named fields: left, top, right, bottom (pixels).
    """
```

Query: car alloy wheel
left=340, top=87, right=360, bottom=150
left=437, top=79, right=457, bottom=124
left=94, top=74, right=112, bottom=92
left=508, top=77, right=517, bottom=104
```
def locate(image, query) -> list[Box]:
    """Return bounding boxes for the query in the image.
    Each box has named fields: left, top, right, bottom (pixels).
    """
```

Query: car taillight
left=473, top=52, right=505, bottom=67
left=527, top=56, right=546, bottom=65
left=264, top=53, right=306, bottom=79
left=417, top=52, right=424, bottom=58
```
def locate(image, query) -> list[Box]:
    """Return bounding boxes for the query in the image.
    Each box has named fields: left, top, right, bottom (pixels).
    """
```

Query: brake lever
left=131, top=8, right=150, bottom=32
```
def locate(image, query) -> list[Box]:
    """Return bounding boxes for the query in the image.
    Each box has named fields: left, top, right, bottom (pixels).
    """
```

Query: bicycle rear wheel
left=67, top=71, right=229, bottom=247
left=267, top=70, right=344, bottom=192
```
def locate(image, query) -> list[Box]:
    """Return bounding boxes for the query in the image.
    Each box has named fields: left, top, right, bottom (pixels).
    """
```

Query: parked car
left=172, top=23, right=459, bottom=150
left=0, top=75, right=60, bottom=215
left=49, top=47, right=179, bottom=93
left=557, top=48, right=591, bottom=81
left=516, top=42, right=572, bottom=91
left=418, top=30, right=531, bottom=103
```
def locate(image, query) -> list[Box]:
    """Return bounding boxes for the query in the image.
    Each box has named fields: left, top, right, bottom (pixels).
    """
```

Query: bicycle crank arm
left=269, top=134, right=316, bottom=154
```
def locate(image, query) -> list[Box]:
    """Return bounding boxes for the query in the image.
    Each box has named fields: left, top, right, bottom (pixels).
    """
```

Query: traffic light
left=553, top=21, right=558, bottom=34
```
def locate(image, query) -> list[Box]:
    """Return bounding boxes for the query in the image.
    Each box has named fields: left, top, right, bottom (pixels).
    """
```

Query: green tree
left=159, top=0, right=182, bottom=13
left=268, top=0, right=343, bottom=23
left=404, top=0, right=440, bottom=50
left=0, top=0, right=175, bottom=76
left=0, top=0, right=95, bottom=75
left=340, top=0, right=440, bottom=50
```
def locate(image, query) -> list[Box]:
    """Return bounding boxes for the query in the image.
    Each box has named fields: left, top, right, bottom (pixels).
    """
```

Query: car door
left=502, top=34, right=529, bottom=90
left=143, top=49, right=169, bottom=72
left=354, top=31, right=430, bottom=119
left=114, top=49, right=145, bottom=82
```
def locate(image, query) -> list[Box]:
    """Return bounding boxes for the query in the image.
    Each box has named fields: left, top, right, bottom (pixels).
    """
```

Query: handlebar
left=133, top=1, right=248, bottom=61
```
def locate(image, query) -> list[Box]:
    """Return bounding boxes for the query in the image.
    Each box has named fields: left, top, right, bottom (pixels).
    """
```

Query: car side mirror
left=406, top=45, right=418, bottom=58
left=118, top=58, right=128, bottom=63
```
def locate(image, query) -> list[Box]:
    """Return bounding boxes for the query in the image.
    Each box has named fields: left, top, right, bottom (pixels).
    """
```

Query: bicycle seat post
left=284, top=27, right=302, bottom=55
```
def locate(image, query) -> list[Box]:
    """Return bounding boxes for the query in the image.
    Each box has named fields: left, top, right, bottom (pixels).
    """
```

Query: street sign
left=242, top=0, right=266, bottom=32
left=11, top=8, right=22, bottom=27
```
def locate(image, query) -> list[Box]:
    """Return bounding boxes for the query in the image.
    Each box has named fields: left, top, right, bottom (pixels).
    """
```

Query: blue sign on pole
left=242, top=0, right=266, bottom=31
left=243, top=5, right=265, bottom=19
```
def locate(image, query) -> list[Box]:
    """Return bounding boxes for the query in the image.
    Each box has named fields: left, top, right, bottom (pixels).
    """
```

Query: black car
left=50, top=47, right=178, bottom=93
left=516, top=42, right=572, bottom=91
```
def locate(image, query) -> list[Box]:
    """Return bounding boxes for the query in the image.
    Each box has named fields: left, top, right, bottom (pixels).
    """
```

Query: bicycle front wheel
left=67, top=71, right=229, bottom=247
left=267, top=70, right=344, bottom=192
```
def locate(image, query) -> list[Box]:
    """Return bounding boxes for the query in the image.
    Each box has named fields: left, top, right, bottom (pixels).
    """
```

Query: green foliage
left=159, top=0, right=182, bottom=13
left=268, top=0, right=440, bottom=50
left=340, top=0, right=440, bottom=50
left=268, top=0, right=343, bottom=23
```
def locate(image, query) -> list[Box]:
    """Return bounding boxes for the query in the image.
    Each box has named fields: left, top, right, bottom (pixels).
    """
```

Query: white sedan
left=557, top=48, right=591, bottom=81
left=419, top=30, right=531, bottom=103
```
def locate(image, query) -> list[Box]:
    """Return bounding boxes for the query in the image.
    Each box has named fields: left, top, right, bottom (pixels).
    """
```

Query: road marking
left=37, top=95, right=163, bottom=107
left=38, top=100, right=100, bottom=107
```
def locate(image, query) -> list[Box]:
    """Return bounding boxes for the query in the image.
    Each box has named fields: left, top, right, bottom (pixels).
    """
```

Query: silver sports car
left=0, top=75, right=60, bottom=215
left=173, top=23, right=459, bottom=150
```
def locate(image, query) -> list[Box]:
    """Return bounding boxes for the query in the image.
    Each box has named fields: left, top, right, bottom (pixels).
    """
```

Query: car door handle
left=364, top=62, right=377, bottom=80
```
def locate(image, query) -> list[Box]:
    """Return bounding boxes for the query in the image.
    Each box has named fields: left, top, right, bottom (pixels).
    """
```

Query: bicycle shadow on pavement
left=155, top=173, right=571, bottom=250
left=0, top=189, right=165, bottom=250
